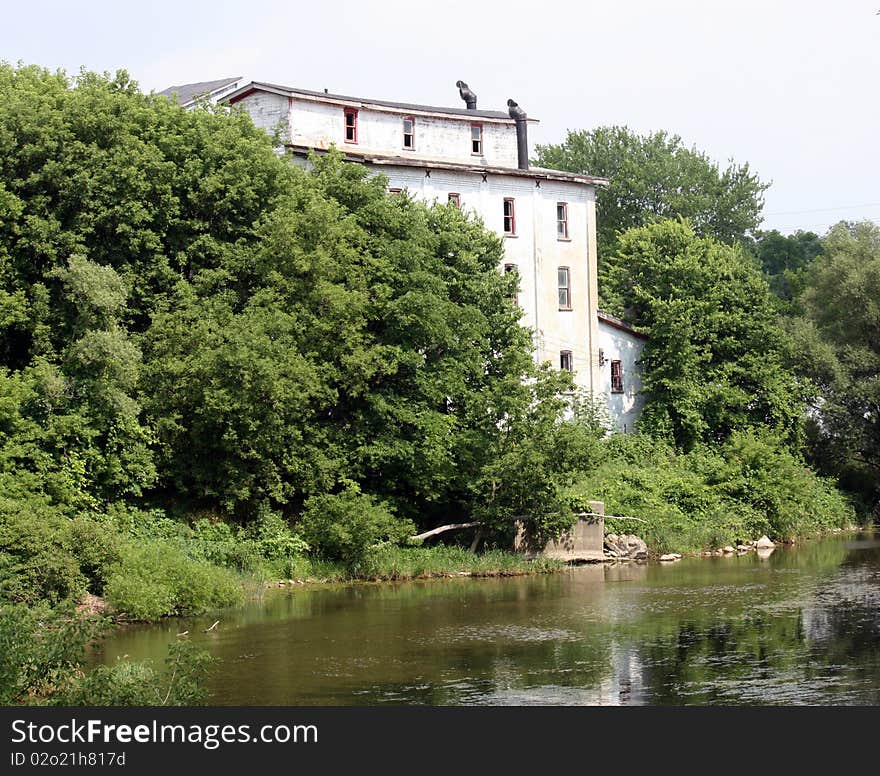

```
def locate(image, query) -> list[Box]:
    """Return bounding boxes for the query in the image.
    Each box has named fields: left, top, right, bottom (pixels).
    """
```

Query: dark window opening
left=448, top=192, right=461, bottom=207
left=611, top=360, right=624, bottom=393
left=503, top=198, right=516, bottom=235
left=344, top=108, right=358, bottom=143
left=560, top=350, right=573, bottom=372
left=403, top=117, right=414, bottom=150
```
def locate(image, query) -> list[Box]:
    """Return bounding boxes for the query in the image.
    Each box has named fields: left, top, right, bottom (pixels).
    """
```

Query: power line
left=764, top=202, right=880, bottom=216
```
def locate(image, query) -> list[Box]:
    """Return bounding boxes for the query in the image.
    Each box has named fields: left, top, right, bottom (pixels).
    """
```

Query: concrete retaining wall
left=514, top=501, right=605, bottom=563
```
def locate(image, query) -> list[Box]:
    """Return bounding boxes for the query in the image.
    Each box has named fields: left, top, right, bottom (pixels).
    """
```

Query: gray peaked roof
left=225, top=81, right=522, bottom=121
left=157, top=77, right=242, bottom=105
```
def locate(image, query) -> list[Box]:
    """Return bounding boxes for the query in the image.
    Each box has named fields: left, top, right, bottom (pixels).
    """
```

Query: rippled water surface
left=95, top=532, right=880, bottom=705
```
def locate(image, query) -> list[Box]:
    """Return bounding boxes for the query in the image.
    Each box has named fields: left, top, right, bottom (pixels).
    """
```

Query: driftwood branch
left=410, top=522, right=481, bottom=541
left=576, top=511, right=647, bottom=524
left=410, top=511, right=646, bottom=543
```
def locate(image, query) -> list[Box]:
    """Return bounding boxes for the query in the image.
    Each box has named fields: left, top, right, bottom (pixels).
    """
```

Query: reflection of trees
left=618, top=536, right=880, bottom=704
left=92, top=534, right=879, bottom=705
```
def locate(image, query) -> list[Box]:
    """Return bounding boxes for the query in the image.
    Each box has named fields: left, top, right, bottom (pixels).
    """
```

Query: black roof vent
left=456, top=80, right=477, bottom=110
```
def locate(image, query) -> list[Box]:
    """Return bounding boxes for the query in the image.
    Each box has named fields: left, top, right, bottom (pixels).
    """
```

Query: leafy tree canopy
left=753, top=228, right=824, bottom=305
left=609, top=219, right=806, bottom=450
left=787, top=221, right=880, bottom=510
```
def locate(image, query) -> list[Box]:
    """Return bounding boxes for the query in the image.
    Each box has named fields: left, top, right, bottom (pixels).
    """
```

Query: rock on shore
left=604, top=533, right=648, bottom=560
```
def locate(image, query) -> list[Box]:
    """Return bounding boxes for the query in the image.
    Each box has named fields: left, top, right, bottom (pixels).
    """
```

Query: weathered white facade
left=597, top=311, right=647, bottom=433
left=225, top=81, right=607, bottom=394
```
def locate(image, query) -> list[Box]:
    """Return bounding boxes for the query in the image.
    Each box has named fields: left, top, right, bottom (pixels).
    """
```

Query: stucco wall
left=283, top=96, right=520, bottom=168
left=597, top=319, right=646, bottom=432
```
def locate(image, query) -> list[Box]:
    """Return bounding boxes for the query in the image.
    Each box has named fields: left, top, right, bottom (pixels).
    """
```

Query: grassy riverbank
left=571, top=431, right=861, bottom=556
left=275, top=545, right=562, bottom=585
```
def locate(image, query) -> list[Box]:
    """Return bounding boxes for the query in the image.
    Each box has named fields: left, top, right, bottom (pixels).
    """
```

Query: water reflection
left=94, top=532, right=880, bottom=705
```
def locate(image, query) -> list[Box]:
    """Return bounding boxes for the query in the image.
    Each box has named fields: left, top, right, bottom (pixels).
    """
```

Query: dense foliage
left=752, top=228, right=824, bottom=305
left=0, top=603, right=214, bottom=705
left=608, top=220, right=805, bottom=449
left=787, top=221, right=880, bottom=512
left=568, top=431, right=854, bottom=553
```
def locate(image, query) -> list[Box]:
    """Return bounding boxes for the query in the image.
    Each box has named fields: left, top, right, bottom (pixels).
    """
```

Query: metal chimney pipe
left=507, top=99, right=529, bottom=170
left=456, top=80, right=477, bottom=110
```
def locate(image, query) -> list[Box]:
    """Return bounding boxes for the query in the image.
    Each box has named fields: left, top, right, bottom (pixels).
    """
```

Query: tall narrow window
left=560, top=351, right=573, bottom=372
left=611, top=360, right=624, bottom=393
left=558, top=266, right=571, bottom=309
left=557, top=202, right=569, bottom=239
left=448, top=193, right=461, bottom=207
left=471, top=123, right=483, bottom=155
left=504, top=263, right=518, bottom=306
left=503, top=198, right=516, bottom=235
left=403, top=116, right=415, bottom=150
left=344, top=108, right=358, bottom=143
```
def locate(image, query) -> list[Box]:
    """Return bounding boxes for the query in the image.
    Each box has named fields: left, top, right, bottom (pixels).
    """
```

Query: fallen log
left=410, top=522, right=481, bottom=541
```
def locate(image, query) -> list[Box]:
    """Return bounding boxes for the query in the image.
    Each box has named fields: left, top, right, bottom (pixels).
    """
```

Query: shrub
left=0, top=498, right=86, bottom=605
left=68, top=515, right=123, bottom=593
left=0, top=603, right=216, bottom=706
left=297, top=485, right=414, bottom=570
left=104, top=541, right=244, bottom=621
left=60, top=641, right=217, bottom=706
left=0, top=602, right=101, bottom=704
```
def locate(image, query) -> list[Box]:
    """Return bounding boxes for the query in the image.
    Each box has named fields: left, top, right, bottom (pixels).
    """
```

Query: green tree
left=789, top=221, right=880, bottom=512
left=610, top=219, right=805, bottom=449
left=534, top=127, right=767, bottom=309
left=753, top=229, right=824, bottom=304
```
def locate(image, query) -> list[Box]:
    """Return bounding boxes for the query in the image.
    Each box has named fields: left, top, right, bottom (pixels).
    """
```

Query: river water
left=94, top=532, right=880, bottom=705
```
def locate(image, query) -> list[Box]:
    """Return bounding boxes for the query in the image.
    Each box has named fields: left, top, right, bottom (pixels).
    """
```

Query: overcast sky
left=4, top=0, right=879, bottom=234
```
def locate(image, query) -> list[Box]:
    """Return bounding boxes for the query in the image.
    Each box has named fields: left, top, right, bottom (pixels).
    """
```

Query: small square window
left=344, top=108, right=358, bottom=143
left=560, top=351, right=573, bottom=372
left=471, top=123, right=483, bottom=155
left=557, top=202, right=569, bottom=239
left=611, top=360, right=624, bottom=393
left=403, top=117, right=414, bottom=150
left=558, top=266, right=571, bottom=309
left=503, top=198, right=516, bottom=235
left=388, top=187, right=402, bottom=196
left=448, top=193, right=461, bottom=207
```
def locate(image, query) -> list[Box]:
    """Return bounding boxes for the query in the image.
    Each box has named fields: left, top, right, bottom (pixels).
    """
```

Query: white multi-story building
left=222, top=79, right=609, bottom=396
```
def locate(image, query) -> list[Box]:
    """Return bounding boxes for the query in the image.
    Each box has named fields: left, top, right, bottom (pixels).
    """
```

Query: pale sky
left=4, top=0, right=879, bottom=235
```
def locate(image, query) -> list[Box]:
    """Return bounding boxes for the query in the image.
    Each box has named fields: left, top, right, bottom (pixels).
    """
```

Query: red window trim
left=403, top=115, right=415, bottom=150
left=611, top=359, right=624, bottom=393
left=344, top=108, right=358, bottom=144
left=448, top=192, right=461, bottom=207
left=471, top=122, right=483, bottom=155
left=557, top=201, right=569, bottom=240
left=558, top=265, right=572, bottom=310
left=388, top=187, right=403, bottom=196
left=503, top=197, right=516, bottom=236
